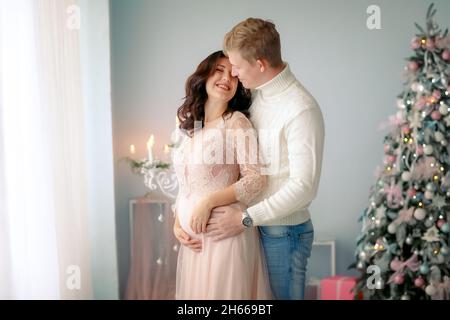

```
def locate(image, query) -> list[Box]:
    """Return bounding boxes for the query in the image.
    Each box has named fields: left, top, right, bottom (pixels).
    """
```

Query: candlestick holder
left=142, top=166, right=178, bottom=200
left=126, top=157, right=178, bottom=200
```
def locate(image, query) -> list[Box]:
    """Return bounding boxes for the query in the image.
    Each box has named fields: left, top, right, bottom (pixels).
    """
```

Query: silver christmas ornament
left=414, top=208, right=427, bottom=220
left=375, top=278, right=385, bottom=290
left=405, top=236, right=413, bottom=245
left=424, top=191, right=434, bottom=199
left=388, top=223, right=397, bottom=234
left=425, top=284, right=437, bottom=296
left=439, top=103, right=449, bottom=115
left=424, top=145, right=434, bottom=155
left=359, top=251, right=367, bottom=261
left=402, top=171, right=411, bottom=181
left=434, top=131, right=444, bottom=142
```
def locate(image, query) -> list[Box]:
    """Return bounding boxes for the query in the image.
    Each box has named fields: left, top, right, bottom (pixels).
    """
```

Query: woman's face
left=205, top=57, right=238, bottom=102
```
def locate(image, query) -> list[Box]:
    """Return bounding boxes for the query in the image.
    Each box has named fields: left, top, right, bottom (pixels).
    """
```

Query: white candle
left=173, top=116, right=181, bottom=145
left=164, top=144, right=170, bottom=162
left=130, top=144, right=136, bottom=155
left=147, top=135, right=154, bottom=163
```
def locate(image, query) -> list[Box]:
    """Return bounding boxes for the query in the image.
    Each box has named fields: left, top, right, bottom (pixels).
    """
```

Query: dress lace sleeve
left=228, top=112, right=267, bottom=206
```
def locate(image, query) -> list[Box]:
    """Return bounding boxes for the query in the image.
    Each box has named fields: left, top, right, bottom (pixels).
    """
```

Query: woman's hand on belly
left=190, top=196, right=213, bottom=234
left=174, top=216, right=202, bottom=252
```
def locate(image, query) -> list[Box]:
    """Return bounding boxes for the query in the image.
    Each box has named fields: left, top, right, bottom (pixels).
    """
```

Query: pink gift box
left=320, top=276, right=357, bottom=300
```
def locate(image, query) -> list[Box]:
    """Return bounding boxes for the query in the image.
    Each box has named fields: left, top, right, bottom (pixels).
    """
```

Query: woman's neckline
left=204, top=115, right=223, bottom=124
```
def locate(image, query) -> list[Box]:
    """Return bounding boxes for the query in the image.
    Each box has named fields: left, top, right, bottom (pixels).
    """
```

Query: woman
left=172, top=51, right=272, bottom=299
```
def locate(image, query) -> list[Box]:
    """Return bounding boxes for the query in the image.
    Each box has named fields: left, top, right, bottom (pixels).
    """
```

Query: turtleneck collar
left=255, top=63, right=295, bottom=98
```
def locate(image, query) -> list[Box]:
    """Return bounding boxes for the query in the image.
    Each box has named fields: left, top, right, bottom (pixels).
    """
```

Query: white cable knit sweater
left=246, top=63, right=325, bottom=226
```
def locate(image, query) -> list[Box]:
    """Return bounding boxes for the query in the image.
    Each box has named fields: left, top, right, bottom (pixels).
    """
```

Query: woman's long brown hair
left=177, top=51, right=251, bottom=137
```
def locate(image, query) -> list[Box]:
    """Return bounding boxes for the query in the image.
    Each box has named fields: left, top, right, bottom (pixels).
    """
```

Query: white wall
left=110, top=0, right=450, bottom=296
left=80, top=0, right=119, bottom=299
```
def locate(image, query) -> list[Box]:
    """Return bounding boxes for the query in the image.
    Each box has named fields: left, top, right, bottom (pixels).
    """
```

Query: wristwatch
left=242, top=209, right=253, bottom=228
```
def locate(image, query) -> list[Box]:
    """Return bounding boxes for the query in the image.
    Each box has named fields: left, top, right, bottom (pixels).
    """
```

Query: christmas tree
left=353, top=4, right=450, bottom=300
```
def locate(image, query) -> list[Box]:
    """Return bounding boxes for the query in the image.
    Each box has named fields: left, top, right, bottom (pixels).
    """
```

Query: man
left=174, top=17, right=325, bottom=299
left=206, top=18, right=325, bottom=300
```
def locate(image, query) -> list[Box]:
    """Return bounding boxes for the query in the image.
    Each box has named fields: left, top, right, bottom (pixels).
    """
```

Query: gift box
left=320, top=275, right=357, bottom=300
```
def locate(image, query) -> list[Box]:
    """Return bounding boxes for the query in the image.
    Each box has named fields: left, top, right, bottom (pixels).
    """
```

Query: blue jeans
left=259, top=220, right=314, bottom=300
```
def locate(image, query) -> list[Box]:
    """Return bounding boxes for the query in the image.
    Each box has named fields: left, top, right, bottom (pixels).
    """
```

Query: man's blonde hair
left=223, top=18, right=282, bottom=68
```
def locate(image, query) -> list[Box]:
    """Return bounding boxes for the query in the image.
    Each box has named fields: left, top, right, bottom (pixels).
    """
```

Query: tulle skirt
left=176, top=196, right=272, bottom=300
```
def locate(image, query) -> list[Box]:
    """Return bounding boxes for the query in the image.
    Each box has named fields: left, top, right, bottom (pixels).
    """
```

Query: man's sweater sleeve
left=247, top=107, right=325, bottom=225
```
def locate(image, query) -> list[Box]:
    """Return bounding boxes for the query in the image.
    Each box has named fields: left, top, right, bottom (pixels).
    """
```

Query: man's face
left=227, top=50, right=264, bottom=89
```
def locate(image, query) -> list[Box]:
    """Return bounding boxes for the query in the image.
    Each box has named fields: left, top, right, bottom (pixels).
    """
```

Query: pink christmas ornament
left=437, top=219, right=446, bottom=228
left=408, top=61, right=419, bottom=71
left=383, top=155, right=396, bottom=165
left=414, top=277, right=425, bottom=288
left=431, top=110, right=442, bottom=120
left=384, top=144, right=391, bottom=153
left=443, top=49, right=450, bottom=61
left=402, top=126, right=411, bottom=134
left=433, top=90, right=442, bottom=100
left=426, top=38, right=435, bottom=50
left=411, top=37, right=421, bottom=49
left=407, top=188, right=417, bottom=198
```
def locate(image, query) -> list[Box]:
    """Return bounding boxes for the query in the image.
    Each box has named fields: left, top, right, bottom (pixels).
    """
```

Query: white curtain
left=0, top=0, right=92, bottom=299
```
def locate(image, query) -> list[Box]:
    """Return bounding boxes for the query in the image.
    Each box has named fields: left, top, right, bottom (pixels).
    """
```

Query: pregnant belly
left=176, top=195, right=202, bottom=239
left=176, top=195, right=246, bottom=239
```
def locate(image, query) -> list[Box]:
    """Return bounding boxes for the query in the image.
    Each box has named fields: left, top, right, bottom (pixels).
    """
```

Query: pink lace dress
left=173, top=111, right=272, bottom=300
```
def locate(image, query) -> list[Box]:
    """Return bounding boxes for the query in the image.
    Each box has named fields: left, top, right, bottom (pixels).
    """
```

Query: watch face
left=243, top=217, right=252, bottom=227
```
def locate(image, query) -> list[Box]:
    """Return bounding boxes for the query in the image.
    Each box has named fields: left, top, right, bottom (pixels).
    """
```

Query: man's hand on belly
left=206, top=206, right=245, bottom=241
